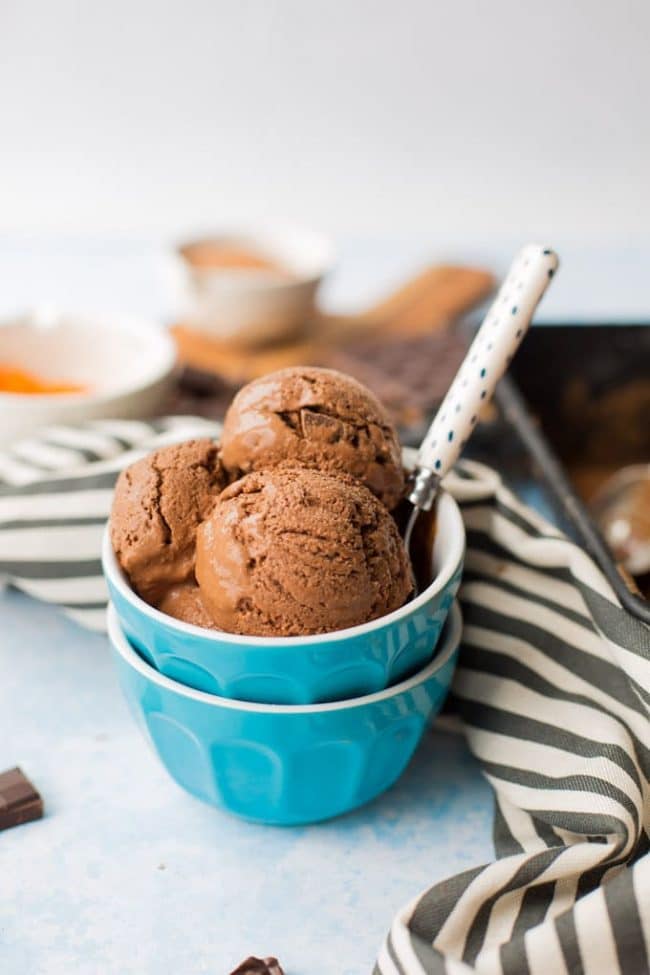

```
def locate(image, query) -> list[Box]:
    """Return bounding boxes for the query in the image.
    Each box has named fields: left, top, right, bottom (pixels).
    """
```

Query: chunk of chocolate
left=228, top=958, right=284, bottom=975
left=0, top=767, right=44, bottom=832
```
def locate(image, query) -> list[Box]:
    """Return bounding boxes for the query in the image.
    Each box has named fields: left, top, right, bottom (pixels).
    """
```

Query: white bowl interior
left=102, top=488, right=465, bottom=647
left=108, top=600, right=462, bottom=713
left=0, top=313, right=176, bottom=399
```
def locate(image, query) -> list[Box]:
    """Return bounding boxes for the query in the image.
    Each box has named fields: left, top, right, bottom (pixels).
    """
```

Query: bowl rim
left=102, top=488, right=465, bottom=648
left=175, top=225, right=335, bottom=288
left=0, top=312, right=177, bottom=404
left=108, top=600, right=462, bottom=714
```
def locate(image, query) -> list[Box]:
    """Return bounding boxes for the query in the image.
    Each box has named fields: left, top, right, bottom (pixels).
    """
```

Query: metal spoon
left=404, top=243, right=560, bottom=573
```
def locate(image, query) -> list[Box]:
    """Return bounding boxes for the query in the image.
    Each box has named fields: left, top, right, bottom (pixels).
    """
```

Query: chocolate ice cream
left=110, top=439, right=227, bottom=605
left=195, top=467, right=412, bottom=637
left=156, top=583, right=217, bottom=629
left=220, top=366, right=405, bottom=510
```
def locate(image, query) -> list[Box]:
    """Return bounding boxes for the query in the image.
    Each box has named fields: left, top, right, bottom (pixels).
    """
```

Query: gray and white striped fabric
left=0, top=416, right=218, bottom=629
left=377, top=470, right=650, bottom=975
left=1, top=420, right=649, bottom=974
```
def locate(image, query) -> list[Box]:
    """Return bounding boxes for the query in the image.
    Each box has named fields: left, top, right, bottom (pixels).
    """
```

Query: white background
left=1, top=0, right=649, bottom=244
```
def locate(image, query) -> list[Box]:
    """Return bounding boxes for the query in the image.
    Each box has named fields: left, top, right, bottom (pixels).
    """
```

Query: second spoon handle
left=416, top=243, right=559, bottom=478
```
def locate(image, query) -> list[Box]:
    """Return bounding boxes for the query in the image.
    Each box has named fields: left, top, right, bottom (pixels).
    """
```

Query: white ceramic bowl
left=0, top=311, right=177, bottom=446
left=173, top=226, right=334, bottom=345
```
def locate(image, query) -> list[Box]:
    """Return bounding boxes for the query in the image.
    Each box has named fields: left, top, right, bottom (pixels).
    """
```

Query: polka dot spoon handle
left=409, top=243, right=559, bottom=511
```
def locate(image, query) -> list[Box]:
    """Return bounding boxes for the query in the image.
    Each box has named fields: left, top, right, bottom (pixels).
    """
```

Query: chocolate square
left=0, top=767, right=44, bottom=832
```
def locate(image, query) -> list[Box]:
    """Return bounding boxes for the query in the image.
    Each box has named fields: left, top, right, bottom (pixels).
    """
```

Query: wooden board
left=172, top=264, right=494, bottom=383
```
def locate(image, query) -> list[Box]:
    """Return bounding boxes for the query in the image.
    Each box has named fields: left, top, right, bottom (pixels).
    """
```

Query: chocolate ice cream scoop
left=195, top=467, right=413, bottom=637
left=591, top=466, right=650, bottom=576
left=220, top=366, right=405, bottom=510
left=110, top=438, right=227, bottom=605
left=156, top=583, right=217, bottom=629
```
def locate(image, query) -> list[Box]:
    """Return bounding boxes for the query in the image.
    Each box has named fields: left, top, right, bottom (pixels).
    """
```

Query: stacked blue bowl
left=104, top=491, right=465, bottom=825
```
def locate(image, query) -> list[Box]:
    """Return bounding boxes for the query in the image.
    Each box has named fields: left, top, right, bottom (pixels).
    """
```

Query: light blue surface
left=0, top=588, right=493, bottom=974
left=108, top=604, right=461, bottom=825
left=103, top=491, right=464, bottom=705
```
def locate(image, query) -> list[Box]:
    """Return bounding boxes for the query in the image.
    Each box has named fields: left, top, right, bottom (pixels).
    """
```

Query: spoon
left=404, top=243, right=560, bottom=574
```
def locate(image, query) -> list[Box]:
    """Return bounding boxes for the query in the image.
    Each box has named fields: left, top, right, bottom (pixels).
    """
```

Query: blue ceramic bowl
left=108, top=600, right=462, bottom=825
left=103, top=491, right=465, bottom=705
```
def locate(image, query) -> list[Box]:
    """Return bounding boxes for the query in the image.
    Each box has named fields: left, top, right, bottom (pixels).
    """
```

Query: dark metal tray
left=493, top=324, right=649, bottom=624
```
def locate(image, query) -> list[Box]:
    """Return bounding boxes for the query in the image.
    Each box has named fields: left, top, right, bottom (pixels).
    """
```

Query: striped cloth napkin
left=1, top=418, right=649, bottom=975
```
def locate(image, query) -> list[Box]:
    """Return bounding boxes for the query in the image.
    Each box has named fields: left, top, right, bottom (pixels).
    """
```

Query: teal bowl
left=102, top=491, right=465, bottom=705
left=108, top=601, right=462, bottom=825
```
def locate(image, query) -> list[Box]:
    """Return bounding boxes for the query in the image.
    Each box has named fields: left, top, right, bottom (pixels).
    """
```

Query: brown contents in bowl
left=181, top=240, right=292, bottom=278
left=110, top=439, right=228, bottom=605
left=109, top=366, right=416, bottom=637
left=220, top=366, right=406, bottom=510
left=0, top=364, right=87, bottom=395
left=195, top=467, right=413, bottom=637
left=156, top=583, right=217, bottom=629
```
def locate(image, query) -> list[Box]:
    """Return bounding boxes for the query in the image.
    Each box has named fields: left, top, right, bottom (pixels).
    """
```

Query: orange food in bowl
left=0, top=364, right=87, bottom=395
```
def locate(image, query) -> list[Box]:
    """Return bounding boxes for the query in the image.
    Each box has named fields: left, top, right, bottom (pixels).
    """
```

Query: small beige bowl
left=0, top=310, right=177, bottom=446
left=173, top=226, right=334, bottom=346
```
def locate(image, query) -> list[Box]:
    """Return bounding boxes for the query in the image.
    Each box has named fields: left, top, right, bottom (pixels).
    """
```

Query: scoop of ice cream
left=220, top=366, right=405, bottom=510
left=156, top=583, right=217, bottom=629
left=110, top=439, right=227, bottom=604
left=593, top=473, right=650, bottom=576
left=195, top=467, right=412, bottom=637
